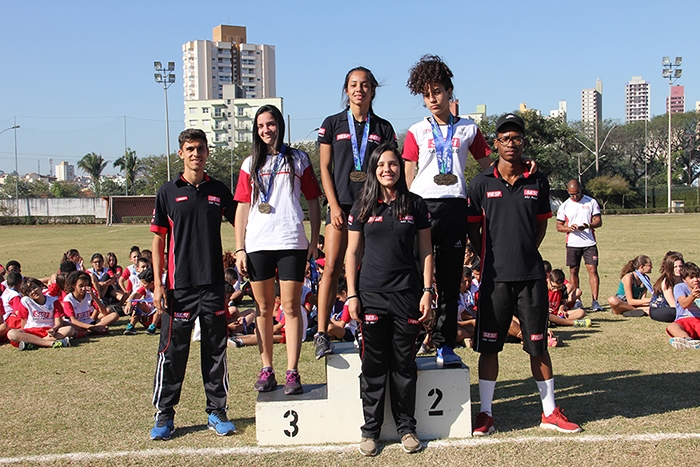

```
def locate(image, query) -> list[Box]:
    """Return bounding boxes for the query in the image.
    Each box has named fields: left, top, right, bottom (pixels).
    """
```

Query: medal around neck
left=433, top=173, right=458, bottom=185
left=256, top=145, right=285, bottom=215
left=349, top=171, right=367, bottom=182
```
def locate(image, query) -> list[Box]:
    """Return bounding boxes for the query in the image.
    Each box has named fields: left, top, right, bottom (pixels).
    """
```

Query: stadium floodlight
left=154, top=60, right=176, bottom=180
left=661, top=54, right=684, bottom=213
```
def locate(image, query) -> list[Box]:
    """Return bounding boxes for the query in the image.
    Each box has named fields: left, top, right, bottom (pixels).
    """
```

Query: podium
left=255, top=342, right=471, bottom=445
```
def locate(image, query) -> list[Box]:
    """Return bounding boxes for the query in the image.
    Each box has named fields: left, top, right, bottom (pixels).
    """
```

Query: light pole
left=572, top=124, right=616, bottom=182
left=154, top=61, right=175, bottom=180
left=662, top=56, right=682, bottom=212
left=1, top=122, right=20, bottom=199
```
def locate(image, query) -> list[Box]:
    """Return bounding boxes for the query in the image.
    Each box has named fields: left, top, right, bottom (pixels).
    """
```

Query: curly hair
left=406, top=54, right=454, bottom=96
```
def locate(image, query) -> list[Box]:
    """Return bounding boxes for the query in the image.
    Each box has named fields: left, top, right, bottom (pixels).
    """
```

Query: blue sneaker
left=146, top=324, right=157, bottom=335
left=436, top=346, right=462, bottom=367
left=150, top=418, right=174, bottom=440
left=207, top=411, right=236, bottom=436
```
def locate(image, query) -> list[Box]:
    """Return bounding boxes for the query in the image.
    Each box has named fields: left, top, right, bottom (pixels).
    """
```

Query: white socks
left=478, top=379, right=496, bottom=416
left=536, top=378, right=556, bottom=416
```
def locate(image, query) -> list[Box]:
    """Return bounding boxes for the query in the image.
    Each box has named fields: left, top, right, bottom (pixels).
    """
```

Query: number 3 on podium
left=283, top=409, right=299, bottom=437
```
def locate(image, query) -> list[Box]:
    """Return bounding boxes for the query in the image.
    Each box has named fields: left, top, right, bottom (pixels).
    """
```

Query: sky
left=1, top=0, right=698, bottom=176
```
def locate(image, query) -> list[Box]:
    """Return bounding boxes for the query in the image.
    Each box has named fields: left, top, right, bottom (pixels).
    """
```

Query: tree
left=50, top=181, right=82, bottom=198
left=113, top=148, right=140, bottom=195
left=78, top=152, right=108, bottom=195
left=0, top=175, right=32, bottom=198
left=587, top=175, right=631, bottom=211
left=136, top=153, right=183, bottom=195
left=101, top=178, right=126, bottom=196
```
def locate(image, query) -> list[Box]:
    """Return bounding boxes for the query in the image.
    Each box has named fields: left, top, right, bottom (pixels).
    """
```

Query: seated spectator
left=7, top=277, right=74, bottom=350
left=63, top=271, right=118, bottom=337
left=326, top=275, right=357, bottom=343
left=123, top=269, right=161, bottom=335
left=547, top=269, right=590, bottom=328
left=0, top=300, right=7, bottom=343
left=1, top=271, right=23, bottom=318
left=119, top=246, right=141, bottom=292
left=464, top=243, right=481, bottom=272
left=61, top=249, right=84, bottom=271
left=544, top=260, right=582, bottom=310
left=666, top=262, right=700, bottom=349
left=607, top=255, right=652, bottom=316
left=457, top=267, right=478, bottom=347
left=1, top=260, right=22, bottom=290
left=650, top=251, right=684, bottom=323
left=87, top=253, right=123, bottom=304
left=106, top=252, right=123, bottom=278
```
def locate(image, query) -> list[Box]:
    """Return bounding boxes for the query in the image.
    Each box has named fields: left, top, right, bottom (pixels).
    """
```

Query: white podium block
left=255, top=344, right=364, bottom=446
left=379, top=357, right=472, bottom=440
left=255, top=342, right=471, bottom=446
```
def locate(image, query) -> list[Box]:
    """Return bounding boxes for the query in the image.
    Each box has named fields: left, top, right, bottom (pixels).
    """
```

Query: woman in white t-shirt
left=234, top=104, right=321, bottom=396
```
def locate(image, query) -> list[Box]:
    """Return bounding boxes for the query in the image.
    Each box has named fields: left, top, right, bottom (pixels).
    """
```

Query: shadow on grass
left=481, top=370, right=700, bottom=432
left=173, top=417, right=256, bottom=438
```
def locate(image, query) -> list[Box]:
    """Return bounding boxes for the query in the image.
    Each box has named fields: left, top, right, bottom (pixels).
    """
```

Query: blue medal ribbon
left=430, top=114, right=454, bottom=175
left=347, top=110, right=370, bottom=172
left=258, top=144, right=286, bottom=205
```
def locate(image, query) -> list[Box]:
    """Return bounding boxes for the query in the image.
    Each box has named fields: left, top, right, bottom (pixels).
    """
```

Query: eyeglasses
left=568, top=191, right=582, bottom=198
left=496, top=136, right=524, bottom=146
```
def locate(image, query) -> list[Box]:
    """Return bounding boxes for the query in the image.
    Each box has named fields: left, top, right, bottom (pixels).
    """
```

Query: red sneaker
left=540, top=407, right=582, bottom=433
left=473, top=411, right=495, bottom=436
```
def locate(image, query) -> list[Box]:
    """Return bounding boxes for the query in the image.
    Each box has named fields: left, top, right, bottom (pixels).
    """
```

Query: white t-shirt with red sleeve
left=402, top=117, right=491, bottom=200
left=556, top=195, right=601, bottom=248
left=234, top=149, right=322, bottom=253
left=63, top=293, right=99, bottom=324
left=18, top=295, right=62, bottom=329
left=1, top=288, right=22, bottom=320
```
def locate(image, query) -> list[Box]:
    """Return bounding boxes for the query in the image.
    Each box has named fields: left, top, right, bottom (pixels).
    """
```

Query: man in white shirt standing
left=556, top=180, right=603, bottom=311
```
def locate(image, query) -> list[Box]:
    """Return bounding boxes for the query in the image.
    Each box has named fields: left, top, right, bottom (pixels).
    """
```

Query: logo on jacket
left=336, top=133, right=351, bottom=140
left=523, top=189, right=539, bottom=199
left=208, top=195, right=221, bottom=205
left=175, top=196, right=188, bottom=202
left=364, top=314, right=378, bottom=323
left=486, top=191, right=502, bottom=198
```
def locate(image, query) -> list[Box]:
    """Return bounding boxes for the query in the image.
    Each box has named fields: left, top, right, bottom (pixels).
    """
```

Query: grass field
left=1, top=215, right=699, bottom=466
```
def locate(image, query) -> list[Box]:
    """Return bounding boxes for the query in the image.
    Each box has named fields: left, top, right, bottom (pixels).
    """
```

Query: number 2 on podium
left=428, top=388, right=443, bottom=416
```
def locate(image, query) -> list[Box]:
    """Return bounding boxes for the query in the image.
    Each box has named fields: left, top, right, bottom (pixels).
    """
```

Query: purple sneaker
left=284, top=370, right=303, bottom=395
left=254, top=367, right=277, bottom=392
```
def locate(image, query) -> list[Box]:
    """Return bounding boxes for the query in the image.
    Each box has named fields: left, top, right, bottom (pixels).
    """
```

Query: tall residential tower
left=625, top=76, right=650, bottom=122
left=581, top=79, right=602, bottom=136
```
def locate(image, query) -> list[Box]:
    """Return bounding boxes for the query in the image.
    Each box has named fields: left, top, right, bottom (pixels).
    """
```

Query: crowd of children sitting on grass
left=1, top=243, right=698, bottom=353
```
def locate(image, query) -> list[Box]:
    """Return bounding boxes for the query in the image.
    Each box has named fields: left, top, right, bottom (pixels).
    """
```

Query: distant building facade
left=55, top=161, right=75, bottom=181
left=625, top=76, right=650, bottom=122
left=581, top=79, right=602, bottom=136
left=667, top=85, right=685, bottom=114
left=182, top=25, right=276, bottom=102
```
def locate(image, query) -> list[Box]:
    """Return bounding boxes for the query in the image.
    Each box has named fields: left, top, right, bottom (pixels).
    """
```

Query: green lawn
left=0, top=215, right=699, bottom=466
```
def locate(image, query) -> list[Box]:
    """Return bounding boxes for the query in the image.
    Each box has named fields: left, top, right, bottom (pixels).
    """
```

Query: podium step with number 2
left=255, top=342, right=471, bottom=445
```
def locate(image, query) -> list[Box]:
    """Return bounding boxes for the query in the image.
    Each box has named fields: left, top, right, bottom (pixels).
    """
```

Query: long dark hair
left=652, top=251, right=684, bottom=295
left=354, top=142, right=410, bottom=222
left=250, top=105, right=297, bottom=204
left=342, top=66, right=379, bottom=111
left=620, top=255, right=651, bottom=279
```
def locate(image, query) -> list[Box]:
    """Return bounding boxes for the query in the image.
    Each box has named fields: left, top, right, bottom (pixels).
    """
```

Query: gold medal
left=258, top=202, right=271, bottom=214
left=349, top=171, right=367, bottom=182
left=434, top=173, right=458, bottom=185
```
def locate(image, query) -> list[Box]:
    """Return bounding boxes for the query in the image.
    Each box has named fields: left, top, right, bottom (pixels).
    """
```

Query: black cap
left=495, top=113, right=525, bottom=134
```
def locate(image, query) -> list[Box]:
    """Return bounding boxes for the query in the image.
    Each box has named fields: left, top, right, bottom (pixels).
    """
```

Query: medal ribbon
left=257, top=144, right=286, bottom=205
left=430, top=114, right=454, bottom=175
left=347, top=110, right=370, bottom=172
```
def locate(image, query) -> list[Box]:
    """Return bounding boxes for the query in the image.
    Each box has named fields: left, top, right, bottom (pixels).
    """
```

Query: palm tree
left=78, top=152, right=108, bottom=195
left=113, top=148, right=140, bottom=195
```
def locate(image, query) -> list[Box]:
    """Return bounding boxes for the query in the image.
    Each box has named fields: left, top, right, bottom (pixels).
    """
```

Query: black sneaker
left=314, top=332, right=333, bottom=359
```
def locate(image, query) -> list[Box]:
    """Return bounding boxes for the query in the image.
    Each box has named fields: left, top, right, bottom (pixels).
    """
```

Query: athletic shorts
left=566, top=245, right=599, bottom=267
left=475, top=278, right=549, bottom=356
left=325, top=204, right=353, bottom=225
left=247, top=249, right=307, bottom=282
left=669, top=317, right=700, bottom=340
left=23, top=327, right=52, bottom=339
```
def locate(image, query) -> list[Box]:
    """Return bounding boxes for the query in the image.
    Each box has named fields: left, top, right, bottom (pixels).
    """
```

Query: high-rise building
left=184, top=83, right=283, bottom=150
left=581, top=79, right=602, bottom=135
left=625, top=76, right=650, bottom=122
left=55, top=161, right=74, bottom=181
left=549, top=100, right=567, bottom=123
left=183, top=25, right=276, bottom=102
left=666, top=85, right=685, bottom=114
